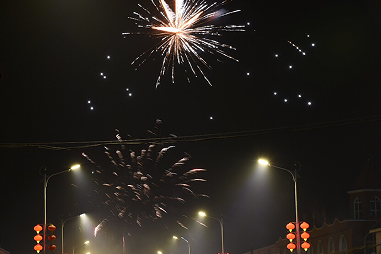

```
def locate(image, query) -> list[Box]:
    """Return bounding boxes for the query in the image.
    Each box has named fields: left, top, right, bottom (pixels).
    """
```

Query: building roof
left=350, top=159, right=381, bottom=191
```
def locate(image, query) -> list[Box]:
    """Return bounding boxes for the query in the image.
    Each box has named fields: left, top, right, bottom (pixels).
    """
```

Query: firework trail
left=123, top=0, right=245, bottom=87
left=83, top=120, right=208, bottom=236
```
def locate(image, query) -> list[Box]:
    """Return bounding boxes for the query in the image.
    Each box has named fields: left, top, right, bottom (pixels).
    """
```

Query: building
left=244, top=160, right=381, bottom=254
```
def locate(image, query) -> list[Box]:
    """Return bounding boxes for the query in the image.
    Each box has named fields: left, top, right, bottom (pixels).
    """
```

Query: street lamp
left=173, top=236, right=190, bottom=254
left=198, top=211, right=224, bottom=254
left=62, top=213, right=85, bottom=254
left=43, top=164, right=80, bottom=254
left=258, top=159, right=301, bottom=254
left=73, top=241, right=89, bottom=254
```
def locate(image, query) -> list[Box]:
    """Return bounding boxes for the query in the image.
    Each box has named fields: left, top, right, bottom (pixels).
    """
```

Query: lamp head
left=70, top=164, right=81, bottom=171
left=198, top=211, right=206, bottom=217
left=258, top=159, right=269, bottom=166
left=84, top=241, right=90, bottom=245
left=173, top=236, right=178, bottom=239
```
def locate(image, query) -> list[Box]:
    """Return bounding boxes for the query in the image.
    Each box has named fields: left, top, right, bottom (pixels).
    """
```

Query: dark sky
left=1, top=1, right=381, bottom=254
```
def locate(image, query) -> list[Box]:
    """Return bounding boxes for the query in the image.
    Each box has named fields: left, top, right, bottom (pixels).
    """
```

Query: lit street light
left=258, top=159, right=301, bottom=254
left=198, top=211, right=224, bottom=254
left=43, top=164, right=80, bottom=254
left=62, top=213, right=85, bottom=254
left=173, top=236, right=190, bottom=254
left=73, top=241, right=89, bottom=254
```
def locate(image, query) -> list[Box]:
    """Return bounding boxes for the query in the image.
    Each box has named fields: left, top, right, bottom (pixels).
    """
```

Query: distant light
left=246, top=72, right=250, bottom=76
left=306, top=34, right=310, bottom=38
left=209, top=116, right=213, bottom=120
left=90, top=107, right=94, bottom=110
left=198, top=211, right=206, bottom=217
left=258, top=159, right=269, bottom=166
left=298, top=94, right=302, bottom=98
left=274, top=54, right=279, bottom=58
left=87, top=100, right=91, bottom=104
left=100, top=72, right=103, bottom=76
left=84, top=241, right=90, bottom=245
left=311, top=43, right=315, bottom=47
left=70, top=164, right=81, bottom=170
left=128, top=93, right=132, bottom=97
left=274, top=92, right=277, bottom=95
left=308, top=101, right=312, bottom=105
left=126, top=88, right=129, bottom=91
left=284, top=99, right=288, bottom=102
left=302, top=52, right=306, bottom=55
left=289, top=65, right=293, bottom=69
left=107, top=55, right=111, bottom=59
left=173, top=236, right=178, bottom=239
left=103, top=76, right=106, bottom=79
left=158, top=252, right=162, bottom=254
left=247, top=22, right=250, bottom=25
left=80, top=213, right=86, bottom=217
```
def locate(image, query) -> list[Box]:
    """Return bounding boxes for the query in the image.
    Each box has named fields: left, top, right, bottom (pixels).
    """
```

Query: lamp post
left=62, top=213, right=85, bottom=254
left=258, top=159, right=301, bottom=254
left=43, top=164, right=80, bottom=254
left=198, top=211, right=224, bottom=254
left=173, top=236, right=190, bottom=254
left=73, top=241, right=89, bottom=254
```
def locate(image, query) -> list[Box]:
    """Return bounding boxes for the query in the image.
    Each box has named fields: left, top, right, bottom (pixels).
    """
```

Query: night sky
left=1, top=1, right=381, bottom=254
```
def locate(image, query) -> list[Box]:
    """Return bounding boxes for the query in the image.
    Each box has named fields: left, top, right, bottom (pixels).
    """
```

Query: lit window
left=339, top=235, right=347, bottom=254
left=328, top=238, right=335, bottom=254
left=370, top=196, right=381, bottom=218
left=317, top=240, right=324, bottom=254
left=354, top=197, right=361, bottom=220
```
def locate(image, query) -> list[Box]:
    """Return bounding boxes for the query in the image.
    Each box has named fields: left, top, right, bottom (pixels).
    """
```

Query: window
left=328, top=238, right=335, bottom=254
left=370, top=196, right=380, bottom=218
left=354, top=197, right=361, bottom=220
left=339, top=235, right=347, bottom=254
left=317, top=240, right=324, bottom=254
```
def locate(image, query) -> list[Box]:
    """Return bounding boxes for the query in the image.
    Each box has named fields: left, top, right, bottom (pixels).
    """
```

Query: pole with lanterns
left=286, top=222, right=311, bottom=253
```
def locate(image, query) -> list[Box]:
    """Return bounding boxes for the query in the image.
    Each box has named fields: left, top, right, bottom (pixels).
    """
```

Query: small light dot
left=103, top=76, right=106, bottom=79
left=107, top=55, right=111, bottom=59
left=90, top=107, right=94, bottom=110
left=246, top=72, right=250, bottom=76
left=311, top=43, right=315, bottom=47
left=274, top=54, right=279, bottom=58
left=307, top=34, right=310, bottom=38
left=247, top=22, right=250, bottom=26
left=128, top=93, right=132, bottom=97
left=308, top=102, right=312, bottom=105
left=126, top=88, right=129, bottom=91
left=284, top=99, right=288, bottom=102
left=274, top=92, right=277, bottom=95
left=210, top=116, right=213, bottom=120
left=298, top=94, right=302, bottom=98
left=302, top=52, right=306, bottom=55
left=289, top=65, right=293, bottom=69
left=88, top=100, right=91, bottom=104
left=100, top=72, right=104, bottom=76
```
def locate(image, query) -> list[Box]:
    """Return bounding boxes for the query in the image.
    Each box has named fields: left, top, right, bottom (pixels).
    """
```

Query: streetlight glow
left=84, top=241, right=90, bottom=245
left=173, top=236, right=178, bottom=239
left=198, top=211, right=206, bottom=217
left=258, top=159, right=269, bottom=165
left=158, top=251, right=162, bottom=254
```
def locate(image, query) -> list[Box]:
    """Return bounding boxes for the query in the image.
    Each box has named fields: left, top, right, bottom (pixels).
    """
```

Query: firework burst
left=83, top=120, right=208, bottom=236
left=123, top=0, right=245, bottom=87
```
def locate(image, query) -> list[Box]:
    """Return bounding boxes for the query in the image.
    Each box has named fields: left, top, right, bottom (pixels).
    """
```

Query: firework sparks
left=83, top=120, right=208, bottom=235
left=123, top=0, right=245, bottom=87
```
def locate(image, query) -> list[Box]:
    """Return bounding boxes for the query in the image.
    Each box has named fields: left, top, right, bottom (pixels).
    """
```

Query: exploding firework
left=82, top=120, right=208, bottom=236
left=123, top=0, right=245, bottom=86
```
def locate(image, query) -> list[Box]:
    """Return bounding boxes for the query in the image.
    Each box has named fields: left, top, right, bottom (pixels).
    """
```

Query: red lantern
left=300, top=222, right=309, bottom=231
left=287, top=242, right=296, bottom=252
left=48, top=224, right=56, bottom=232
left=34, top=224, right=43, bottom=233
left=301, top=232, right=310, bottom=241
left=48, top=245, right=57, bottom=252
left=48, top=235, right=56, bottom=241
left=286, top=233, right=296, bottom=242
left=34, top=234, right=43, bottom=243
left=301, top=242, right=311, bottom=251
left=286, top=222, right=295, bottom=232
left=34, top=244, right=43, bottom=253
